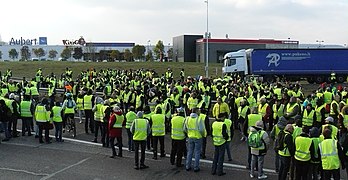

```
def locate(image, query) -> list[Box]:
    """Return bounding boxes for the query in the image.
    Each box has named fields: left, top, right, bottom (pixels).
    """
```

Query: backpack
left=275, top=130, right=286, bottom=151
left=67, top=99, right=74, bottom=108
left=248, top=130, right=263, bottom=148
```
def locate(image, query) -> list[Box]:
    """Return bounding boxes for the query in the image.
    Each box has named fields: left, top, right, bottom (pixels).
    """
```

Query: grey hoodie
left=184, top=113, right=205, bottom=138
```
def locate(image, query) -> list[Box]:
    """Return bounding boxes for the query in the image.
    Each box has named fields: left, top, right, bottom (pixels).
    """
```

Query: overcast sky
left=1, top=0, right=347, bottom=46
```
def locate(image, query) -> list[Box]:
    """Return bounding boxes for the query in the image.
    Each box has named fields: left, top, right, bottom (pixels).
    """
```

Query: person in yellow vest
left=92, top=97, right=104, bottom=143
left=212, top=97, right=230, bottom=119
left=277, top=124, right=295, bottom=180
left=238, top=99, right=250, bottom=140
left=249, top=120, right=270, bottom=179
left=284, top=96, right=300, bottom=123
left=329, top=95, right=340, bottom=122
left=318, top=129, right=345, bottom=180
left=258, top=98, right=271, bottom=131
left=187, top=92, right=198, bottom=113
left=338, top=105, right=348, bottom=128
left=170, top=107, right=186, bottom=167
left=184, top=108, right=206, bottom=172
left=220, top=112, right=233, bottom=162
left=52, top=102, right=64, bottom=142
left=323, top=87, right=333, bottom=105
left=83, top=89, right=95, bottom=134
left=135, top=90, right=145, bottom=112
left=20, top=95, right=35, bottom=136
left=108, top=106, right=125, bottom=158
left=0, top=99, right=12, bottom=141
left=243, top=107, right=263, bottom=169
left=150, top=108, right=166, bottom=160
left=76, top=92, right=84, bottom=124
left=7, top=93, right=20, bottom=137
left=130, top=111, right=150, bottom=170
left=102, top=100, right=113, bottom=147
left=211, top=114, right=229, bottom=176
left=302, top=103, right=316, bottom=129
left=125, top=106, right=137, bottom=151
left=308, top=127, right=321, bottom=180
left=34, top=98, right=51, bottom=144
left=320, top=116, right=338, bottom=140
left=270, top=116, right=288, bottom=173
left=62, top=93, right=76, bottom=133
left=294, top=126, right=315, bottom=180
left=315, top=97, right=326, bottom=128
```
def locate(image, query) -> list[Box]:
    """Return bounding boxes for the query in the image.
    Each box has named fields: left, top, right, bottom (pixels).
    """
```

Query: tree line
left=1, top=40, right=173, bottom=62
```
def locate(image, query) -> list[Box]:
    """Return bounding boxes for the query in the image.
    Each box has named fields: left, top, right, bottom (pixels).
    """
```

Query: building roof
left=196, top=38, right=299, bottom=45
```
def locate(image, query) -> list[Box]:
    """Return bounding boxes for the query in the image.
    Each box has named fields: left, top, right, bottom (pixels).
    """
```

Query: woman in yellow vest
left=211, top=114, right=229, bottom=176
left=109, top=106, right=125, bottom=158
left=52, top=102, right=63, bottom=142
left=319, top=129, right=345, bottom=180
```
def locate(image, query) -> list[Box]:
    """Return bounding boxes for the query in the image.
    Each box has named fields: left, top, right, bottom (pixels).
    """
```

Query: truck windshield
left=225, top=58, right=236, bottom=67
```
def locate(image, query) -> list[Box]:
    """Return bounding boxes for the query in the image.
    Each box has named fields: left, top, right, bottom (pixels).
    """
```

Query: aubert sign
left=9, top=37, right=47, bottom=46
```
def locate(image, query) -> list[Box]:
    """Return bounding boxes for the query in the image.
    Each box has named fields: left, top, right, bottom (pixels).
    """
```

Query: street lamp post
left=204, top=0, right=209, bottom=78
left=147, top=40, right=150, bottom=61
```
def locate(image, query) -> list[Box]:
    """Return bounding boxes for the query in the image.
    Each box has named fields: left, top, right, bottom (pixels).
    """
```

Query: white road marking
left=0, top=167, right=49, bottom=176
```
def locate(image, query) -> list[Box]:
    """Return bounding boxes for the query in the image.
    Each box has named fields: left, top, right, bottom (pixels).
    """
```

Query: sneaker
left=79, top=121, right=83, bottom=124
left=258, top=174, right=267, bottom=179
left=250, top=173, right=254, bottom=178
left=240, top=137, right=246, bottom=141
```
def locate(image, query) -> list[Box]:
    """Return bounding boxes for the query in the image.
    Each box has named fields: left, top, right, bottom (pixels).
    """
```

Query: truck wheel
left=337, top=76, right=345, bottom=83
left=315, top=76, right=324, bottom=84
left=265, top=76, right=274, bottom=83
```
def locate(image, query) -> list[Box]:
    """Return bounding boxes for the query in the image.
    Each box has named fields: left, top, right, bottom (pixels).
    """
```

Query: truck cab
left=222, top=49, right=250, bottom=75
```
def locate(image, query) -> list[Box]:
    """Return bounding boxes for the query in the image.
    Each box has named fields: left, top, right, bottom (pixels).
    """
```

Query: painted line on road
left=61, top=136, right=276, bottom=174
left=0, top=167, right=49, bottom=177
left=40, top=157, right=91, bottom=180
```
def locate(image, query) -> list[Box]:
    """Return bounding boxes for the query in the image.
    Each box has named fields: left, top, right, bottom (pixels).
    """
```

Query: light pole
left=316, top=40, right=324, bottom=48
left=147, top=40, right=150, bottom=61
left=204, top=0, right=209, bottom=78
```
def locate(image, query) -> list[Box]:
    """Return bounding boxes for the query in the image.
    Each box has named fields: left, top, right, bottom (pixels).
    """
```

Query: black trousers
left=8, top=115, right=18, bottom=136
left=279, top=156, right=291, bottom=180
left=201, top=137, right=207, bottom=157
left=21, top=117, right=32, bottom=135
left=170, top=139, right=185, bottom=166
left=37, top=122, right=49, bottom=142
left=295, top=159, right=310, bottom=180
left=134, top=140, right=146, bottom=166
left=84, top=110, right=94, bottom=133
left=152, top=136, right=165, bottom=157
left=322, top=169, right=340, bottom=180
left=94, top=121, right=105, bottom=143
left=110, top=137, right=122, bottom=156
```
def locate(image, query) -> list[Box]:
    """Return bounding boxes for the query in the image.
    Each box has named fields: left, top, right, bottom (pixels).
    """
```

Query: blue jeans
left=54, top=122, right=63, bottom=141
left=212, top=143, right=226, bottom=175
left=126, top=128, right=134, bottom=151
left=0, top=122, right=11, bottom=139
left=225, top=141, right=232, bottom=160
left=186, top=138, right=202, bottom=170
left=251, top=155, right=265, bottom=177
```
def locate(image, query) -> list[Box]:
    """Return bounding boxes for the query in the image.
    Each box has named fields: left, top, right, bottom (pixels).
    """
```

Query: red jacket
left=108, top=112, right=125, bottom=138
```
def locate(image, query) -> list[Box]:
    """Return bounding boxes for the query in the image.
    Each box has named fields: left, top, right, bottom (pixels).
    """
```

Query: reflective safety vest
left=330, top=101, right=339, bottom=115
left=133, top=118, right=148, bottom=141
left=342, top=114, right=348, bottom=128
left=5, top=99, right=15, bottom=113
left=323, top=91, right=333, bottom=104
left=315, top=104, right=326, bottom=122
left=64, top=100, right=75, bottom=114
left=113, top=114, right=124, bottom=128
left=94, top=104, right=104, bottom=122
left=148, top=97, right=158, bottom=112
left=273, top=104, right=284, bottom=119
left=321, top=124, right=338, bottom=139
left=292, top=125, right=302, bottom=140
left=1, top=88, right=9, bottom=97
left=35, top=105, right=49, bottom=122
left=126, top=111, right=137, bottom=128
left=199, top=114, right=208, bottom=137
left=135, top=94, right=144, bottom=109
left=187, top=97, right=198, bottom=110
left=274, top=88, right=282, bottom=100
left=302, top=110, right=315, bottom=126
left=319, top=139, right=340, bottom=170
left=171, top=116, right=186, bottom=140
left=76, top=97, right=84, bottom=110
left=171, top=94, right=180, bottom=107
left=258, top=103, right=269, bottom=117
left=212, top=121, right=226, bottom=146
left=224, top=118, right=232, bottom=141
left=294, top=136, right=312, bottom=161
left=151, top=114, right=165, bottom=136
left=30, top=86, right=39, bottom=96
left=20, top=100, right=32, bottom=117
left=238, top=106, right=249, bottom=119
left=247, top=114, right=262, bottom=133
left=48, top=86, right=55, bottom=97
left=278, top=132, right=292, bottom=157
left=52, top=106, right=63, bottom=122
left=286, top=103, right=299, bottom=118
left=185, top=116, right=202, bottom=139
left=83, top=95, right=93, bottom=110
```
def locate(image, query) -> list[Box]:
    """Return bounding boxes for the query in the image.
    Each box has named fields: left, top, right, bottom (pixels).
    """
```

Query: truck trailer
left=222, top=48, right=348, bottom=83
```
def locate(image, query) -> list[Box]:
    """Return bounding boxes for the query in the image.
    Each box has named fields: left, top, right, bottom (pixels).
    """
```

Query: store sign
left=9, top=37, right=38, bottom=46
left=62, top=36, right=86, bottom=46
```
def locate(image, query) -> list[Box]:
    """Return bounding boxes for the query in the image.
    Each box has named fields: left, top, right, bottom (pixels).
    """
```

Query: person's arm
left=286, top=134, right=295, bottom=156
left=337, top=142, right=346, bottom=169
left=309, top=140, right=315, bottom=161
left=130, top=120, right=135, bottom=134
left=243, top=117, right=248, bottom=136
left=222, top=124, right=228, bottom=140
left=205, top=116, right=211, bottom=136
left=270, top=126, right=276, bottom=140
